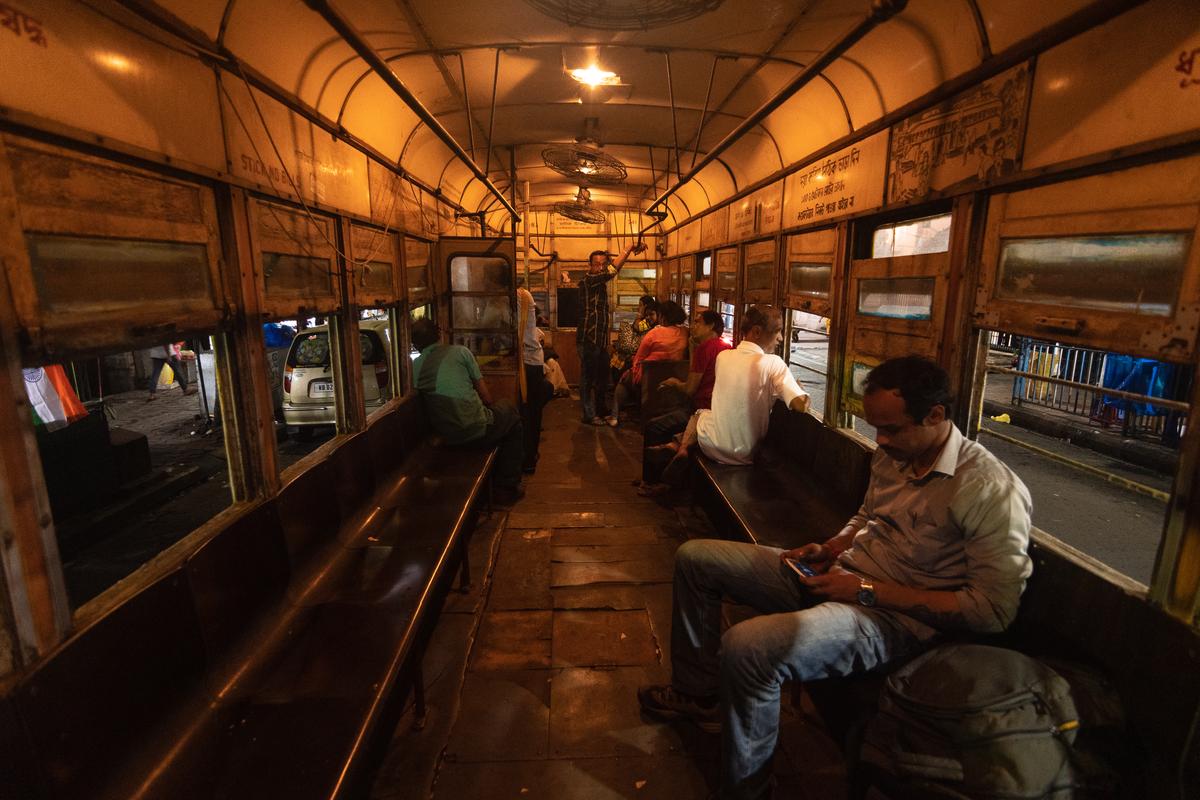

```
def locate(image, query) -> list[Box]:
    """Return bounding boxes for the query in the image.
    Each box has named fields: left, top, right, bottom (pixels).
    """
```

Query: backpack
left=860, top=644, right=1088, bottom=799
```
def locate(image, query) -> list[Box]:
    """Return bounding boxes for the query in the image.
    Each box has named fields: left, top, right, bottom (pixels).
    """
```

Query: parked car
left=282, top=319, right=392, bottom=433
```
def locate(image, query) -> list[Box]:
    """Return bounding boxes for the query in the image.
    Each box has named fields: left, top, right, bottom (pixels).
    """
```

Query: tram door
left=435, top=236, right=519, bottom=402
left=841, top=212, right=955, bottom=421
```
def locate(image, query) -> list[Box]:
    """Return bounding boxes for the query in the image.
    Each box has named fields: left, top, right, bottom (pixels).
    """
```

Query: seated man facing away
left=411, top=318, right=525, bottom=502
left=638, top=356, right=1033, bottom=800
left=645, top=308, right=732, bottom=446
left=656, top=304, right=808, bottom=485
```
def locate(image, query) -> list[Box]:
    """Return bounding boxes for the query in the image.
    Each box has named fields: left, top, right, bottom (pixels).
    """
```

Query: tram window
left=358, top=309, right=396, bottom=415
left=696, top=291, right=711, bottom=309
left=404, top=237, right=432, bottom=299
left=719, top=301, right=735, bottom=344
left=31, top=335, right=233, bottom=610
left=785, top=310, right=830, bottom=417
left=871, top=212, right=952, bottom=258
left=451, top=296, right=512, bottom=329
left=27, top=234, right=211, bottom=312
left=857, top=277, right=935, bottom=320
left=451, top=332, right=515, bottom=369
left=262, top=252, right=333, bottom=296
left=698, top=253, right=712, bottom=278
left=976, top=331, right=1182, bottom=584
left=409, top=303, right=434, bottom=362
left=996, top=233, right=1189, bottom=316
left=745, top=262, right=774, bottom=292
left=450, top=256, right=511, bottom=292
left=277, top=321, right=336, bottom=464
left=788, top=262, right=832, bottom=299
left=360, top=261, right=394, bottom=298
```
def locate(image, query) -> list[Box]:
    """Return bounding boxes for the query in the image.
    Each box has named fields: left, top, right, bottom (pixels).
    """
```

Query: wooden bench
left=690, top=402, right=1200, bottom=798
left=0, top=393, right=496, bottom=800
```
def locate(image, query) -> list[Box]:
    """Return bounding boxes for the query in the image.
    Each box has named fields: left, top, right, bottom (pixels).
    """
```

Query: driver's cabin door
left=435, top=236, right=519, bottom=403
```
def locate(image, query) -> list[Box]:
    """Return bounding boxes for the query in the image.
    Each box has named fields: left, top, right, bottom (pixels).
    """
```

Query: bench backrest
left=764, top=404, right=873, bottom=518
left=12, top=569, right=206, bottom=799
left=1015, top=540, right=1200, bottom=793
left=185, top=501, right=290, bottom=663
left=640, top=359, right=690, bottom=422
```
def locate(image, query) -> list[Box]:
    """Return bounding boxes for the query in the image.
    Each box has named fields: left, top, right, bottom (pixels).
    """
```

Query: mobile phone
left=785, top=558, right=816, bottom=579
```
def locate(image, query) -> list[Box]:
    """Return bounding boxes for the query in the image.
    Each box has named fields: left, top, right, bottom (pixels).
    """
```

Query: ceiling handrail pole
left=303, top=0, right=520, bottom=221
left=456, top=52, right=477, bottom=162
left=663, top=51, right=683, bottom=182
left=691, top=54, right=720, bottom=171
left=648, top=0, right=908, bottom=212
left=484, top=48, right=502, bottom=178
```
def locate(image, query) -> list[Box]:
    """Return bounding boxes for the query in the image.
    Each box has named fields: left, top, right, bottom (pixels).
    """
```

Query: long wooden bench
left=0, top=393, right=496, bottom=800
left=690, top=403, right=1200, bottom=798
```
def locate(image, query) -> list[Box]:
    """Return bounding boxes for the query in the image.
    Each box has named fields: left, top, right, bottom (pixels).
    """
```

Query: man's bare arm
left=610, top=241, right=645, bottom=273
left=660, top=372, right=702, bottom=397
left=474, top=378, right=494, bottom=407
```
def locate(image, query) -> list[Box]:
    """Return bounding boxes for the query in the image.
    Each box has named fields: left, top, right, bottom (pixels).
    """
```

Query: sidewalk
left=983, top=373, right=1178, bottom=476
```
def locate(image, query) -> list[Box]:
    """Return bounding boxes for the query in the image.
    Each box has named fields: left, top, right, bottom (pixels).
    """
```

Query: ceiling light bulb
left=570, top=65, right=618, bottom=87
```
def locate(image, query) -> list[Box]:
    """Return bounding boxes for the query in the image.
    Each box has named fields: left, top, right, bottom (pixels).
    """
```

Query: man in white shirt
left=659, top=305, right=808, bottom=483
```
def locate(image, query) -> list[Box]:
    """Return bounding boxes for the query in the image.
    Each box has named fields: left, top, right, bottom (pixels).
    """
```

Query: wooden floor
left=369, top=395, right=849, bottom=799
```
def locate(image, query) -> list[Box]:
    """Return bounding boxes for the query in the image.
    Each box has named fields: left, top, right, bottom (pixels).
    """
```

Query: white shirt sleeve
left=767, top=355, right=807, bottom=406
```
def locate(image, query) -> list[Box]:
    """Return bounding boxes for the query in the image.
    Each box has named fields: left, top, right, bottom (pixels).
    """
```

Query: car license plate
left=310, top=381, right=333, bottom=397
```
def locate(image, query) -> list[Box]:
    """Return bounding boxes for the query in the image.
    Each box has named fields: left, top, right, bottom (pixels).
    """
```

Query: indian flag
left=23, top=365, right=87, bottom=431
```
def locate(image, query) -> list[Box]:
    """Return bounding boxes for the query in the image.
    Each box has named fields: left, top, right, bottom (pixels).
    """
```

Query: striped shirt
left=577, top=268, right=616, bottom=347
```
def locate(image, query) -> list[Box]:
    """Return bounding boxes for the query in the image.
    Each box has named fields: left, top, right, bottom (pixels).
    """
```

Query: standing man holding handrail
left=577, top=240, right=646, bottom=426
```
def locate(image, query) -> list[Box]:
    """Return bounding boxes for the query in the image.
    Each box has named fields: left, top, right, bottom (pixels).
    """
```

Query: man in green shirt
left=411, top=319, right=524, bottom=500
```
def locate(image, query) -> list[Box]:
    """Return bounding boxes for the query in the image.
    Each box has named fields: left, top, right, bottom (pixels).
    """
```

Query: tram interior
left=1, top=0, right=1200, bottom=798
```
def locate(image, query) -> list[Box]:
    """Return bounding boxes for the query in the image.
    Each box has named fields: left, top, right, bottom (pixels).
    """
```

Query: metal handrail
left=304, top=0, right=520, bottom=222
left=648, top=0, right=908, bottom=212
left=988, top=366, right=1191, bottom=413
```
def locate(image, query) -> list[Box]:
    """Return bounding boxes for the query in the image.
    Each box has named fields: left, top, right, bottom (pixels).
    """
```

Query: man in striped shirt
left=577, top=241, right=645, bottom=425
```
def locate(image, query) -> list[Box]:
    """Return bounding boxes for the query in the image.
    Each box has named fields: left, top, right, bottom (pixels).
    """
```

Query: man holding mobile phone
left=638, top=356, right=1033, bottom=800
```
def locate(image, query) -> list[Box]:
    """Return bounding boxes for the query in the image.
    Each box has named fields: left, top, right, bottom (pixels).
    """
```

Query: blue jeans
left=670, top=539, right=933, bottom=800
left=578, top=341, right=610, bottom=421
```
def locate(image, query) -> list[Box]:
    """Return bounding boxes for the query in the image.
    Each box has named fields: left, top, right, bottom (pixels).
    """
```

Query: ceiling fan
left=553, top=186, right=607, bottom=225
left=542, top=144, right=628, bottom=185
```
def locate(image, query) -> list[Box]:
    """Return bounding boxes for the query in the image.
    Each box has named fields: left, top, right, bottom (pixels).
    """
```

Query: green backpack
left=860, top=644, right=1086, bottom=799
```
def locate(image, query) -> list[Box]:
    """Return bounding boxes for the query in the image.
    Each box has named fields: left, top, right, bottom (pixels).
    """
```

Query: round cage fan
left=525, top=0, right=723, bottom=30
left=553, top=187, right=607, bottom=225
left=542, top=145, right=628, bottom=185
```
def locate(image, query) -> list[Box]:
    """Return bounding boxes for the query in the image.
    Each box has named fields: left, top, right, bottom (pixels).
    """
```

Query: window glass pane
left=450, top=256, right=511, bottom=292
left=36, top=335, right=232, bottom=609
left=872, top=212, right=952, bottom=258
left=452, top=296, right=512, bottom=329
left=625, top=267, right=657, bottom=280
left=857, top=277, right=935, bottom=320
left=996, top=233, right=1189, bottom=316
left=699, top=255, right=712, bottom=278
left=279, top=318, right=338, bottom=461
left=409, top=304, right=433, bottom=362
left=407, top=266, right=429, bottom=294
left=789, top=262, right=832, bottom=299
left=746, top=263, right=773, bottom=292
left=361, top=260, right=393, bottom=296
left=980, top=332, right=1183, bottom=583
left=452, top=332, right=515, bottom=370
left=357, top=313, right=394, bottom=412
left=696, top=291, right=711, bottom=308
left=262, top=252, right=334, bottom=296
left=720, top=301, right=736, bottom=344
left=27, top=234, right=211, bottom=312
left=786, top=310, right=829, bottom=417
left=717, top=271, right=737, bottom=291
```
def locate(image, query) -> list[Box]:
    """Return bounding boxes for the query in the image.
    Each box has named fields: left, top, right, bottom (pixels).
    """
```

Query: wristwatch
left=857, top=579, right=877, bottom=607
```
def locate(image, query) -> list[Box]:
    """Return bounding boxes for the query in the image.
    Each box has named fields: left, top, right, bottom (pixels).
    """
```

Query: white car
left=282, top=318, right=392, bottom=433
